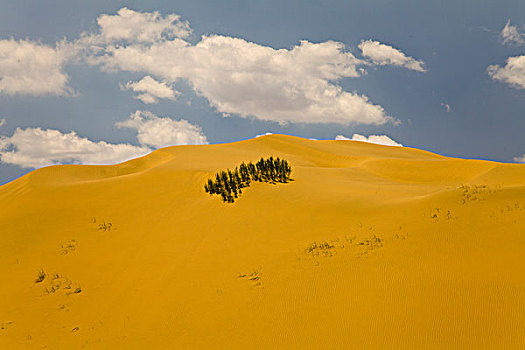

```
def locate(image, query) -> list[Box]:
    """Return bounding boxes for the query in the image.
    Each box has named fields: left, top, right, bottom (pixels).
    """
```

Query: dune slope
left=1, top=134, right=524, bottom=349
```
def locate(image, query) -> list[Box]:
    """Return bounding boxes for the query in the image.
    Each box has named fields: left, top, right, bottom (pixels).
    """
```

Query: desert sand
left=0, top=134, right=524, bottom=349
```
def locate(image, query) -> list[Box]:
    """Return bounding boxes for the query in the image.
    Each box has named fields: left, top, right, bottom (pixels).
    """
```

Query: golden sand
left=1, top=134, right=524, bottom=349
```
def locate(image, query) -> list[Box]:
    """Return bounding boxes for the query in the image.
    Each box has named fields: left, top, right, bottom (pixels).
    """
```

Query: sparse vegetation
left=303, top=231, right=391, bottom=264
left=35, top=269, right=46, bottom=283
left=459, top=184, right=496, bottom=204
left=36, top=271, right=82, bottom=296
left=305, top=242, right=335, bottom=256
left=238, top=271, right=262, bottom=288
left=357, top=235, right=383, bottom=249
left=204, top=157, right=292, bottom=203
left=428, top=207, right=455, bottom=221
left=98, top=221, right=112, bottom=232
left=0, top=321, right=13, bottom=330
left=61, top=240, right=77, bottom=255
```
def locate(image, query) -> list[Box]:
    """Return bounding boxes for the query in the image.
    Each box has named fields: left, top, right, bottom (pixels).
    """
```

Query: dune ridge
left=1, top=134, right=524, bottom=349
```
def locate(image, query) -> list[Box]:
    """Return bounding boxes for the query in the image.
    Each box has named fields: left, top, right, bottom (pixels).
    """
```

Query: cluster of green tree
left=204, top=157, right=292, bottom=203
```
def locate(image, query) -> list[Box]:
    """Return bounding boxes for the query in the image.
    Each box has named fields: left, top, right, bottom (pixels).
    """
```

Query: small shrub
left=35, top=269, right=46, bottom=283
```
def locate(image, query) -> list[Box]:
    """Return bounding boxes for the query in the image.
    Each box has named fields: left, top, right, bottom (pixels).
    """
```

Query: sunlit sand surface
left=1, top=134, right=524, bottom=349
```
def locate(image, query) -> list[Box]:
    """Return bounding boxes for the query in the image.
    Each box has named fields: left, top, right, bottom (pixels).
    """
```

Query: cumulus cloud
left=0, top=110, right=207, bottom=168
left=121, top=75, right=179, bottom=103
left=488, top=21, right=525, bottom=89
left=116, top=110, right=208, bottom=147
left=358, top=40, right=426, bottom=72
left=6, top=8, right=420, bottom=124
left=0, top=7, right=420, bottom=126
left=96, top=7, right=191, bottom=43
left=513, top=154, right=525, bottom=163
left=0, top=39, right=72, bottom=96
left=335, top=133, right=403, bottom=147
left=70, top=8, right=394, bottom=125
left=488, top=55, right=525, bottom=89
left=0, top=128, right=149, bottom=168
left=501, top=20, right=524, bottom=46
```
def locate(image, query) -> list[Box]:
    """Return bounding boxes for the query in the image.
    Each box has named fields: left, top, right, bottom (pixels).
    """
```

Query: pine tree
left=221, top=171, right=230, bottom=198
left=205, top=157, right=292, bottom=203
left=215, top=173, right=222, bottom=191
left=234, top=168, right=243, bottom=188
left=220, top=189, right=227, bottom=202
left=249, top=162, right=258, bottom=181
left=270, top=156, right=277, bottom=183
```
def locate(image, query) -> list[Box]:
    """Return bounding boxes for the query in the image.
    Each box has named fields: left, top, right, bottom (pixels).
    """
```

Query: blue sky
left=1, top=0, right=525, bottom=184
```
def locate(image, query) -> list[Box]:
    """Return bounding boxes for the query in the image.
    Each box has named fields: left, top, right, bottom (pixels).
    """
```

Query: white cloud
left=335, top=133, right=403, bottom=147
left=121, top=75, right=179, bottom=104
left=514, top=154, right=525, bottom=163
left=0, top=109, right=208, bottom=168
left=0, top=39, right=72, bottom=96
left=96, top=7, right=191, bottom=43
left=488, top=21, right=525, bottom=89
left=440, top=102, right=451, bottom=113
left=358, top=40, right=426, bottom=72
left=116, top=110, right=208, bottom=147
left=57, top=7, right=191, bottom=65
left=488, top=55, right=525, bottom=89
left=0, top=128, right=149, bottom=168
left=71, top=8, right=395, bottom=125
left=0, top=118, right=5, bottom=127
left=501, top=20, right=524, bottom=46
left=255, top=132, right=273, bottom=138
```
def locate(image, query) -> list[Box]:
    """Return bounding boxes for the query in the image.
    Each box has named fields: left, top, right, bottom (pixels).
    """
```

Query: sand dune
left=1, top=134, right=524, bottom=349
